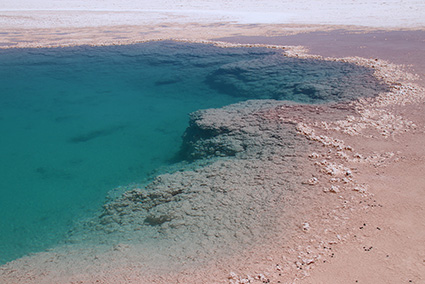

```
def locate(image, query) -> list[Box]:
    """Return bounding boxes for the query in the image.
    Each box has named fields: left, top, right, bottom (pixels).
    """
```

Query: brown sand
left=0, top=24, right=424, bottom=283
left=222, top=31, right=425, bottom=283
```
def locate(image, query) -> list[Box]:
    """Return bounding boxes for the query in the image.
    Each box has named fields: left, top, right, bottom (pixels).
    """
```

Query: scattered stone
left=363, top=246, right=373, bottom=251
left=228, top=272, right=238, bottom=280
left=255, top=273, right=269, bottom=282
left=309, top=152, right=320, bottom=159
left=303, top=177, right=319, bottom=185
left=324, top=185, right=340, bottom=193
left=353, top=186, right=367, bottom=193
left=329, top=177, right=339, bottom=183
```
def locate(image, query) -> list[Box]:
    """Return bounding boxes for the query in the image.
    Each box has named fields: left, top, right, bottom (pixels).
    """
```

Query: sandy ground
left=1, top=1, right=425, bottom=283
left=250, top=31, right=425, bottom=284
left=295, top=37, right=425, bottom=283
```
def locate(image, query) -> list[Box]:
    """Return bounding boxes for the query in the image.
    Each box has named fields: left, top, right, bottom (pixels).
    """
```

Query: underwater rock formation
left=205, top=56, right=389, bottom=102
left=76, top=100, right=312, bottom=262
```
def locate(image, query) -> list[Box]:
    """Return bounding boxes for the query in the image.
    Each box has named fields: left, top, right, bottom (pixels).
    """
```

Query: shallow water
left=0, top=41, right=387, bottom=264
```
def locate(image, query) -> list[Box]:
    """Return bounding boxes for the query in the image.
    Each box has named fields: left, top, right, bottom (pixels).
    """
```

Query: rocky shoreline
left=1, top=37, right=424, bottom=283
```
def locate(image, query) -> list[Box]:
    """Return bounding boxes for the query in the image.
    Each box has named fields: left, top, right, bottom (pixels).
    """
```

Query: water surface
left=0, top=41, right=388, bottom=264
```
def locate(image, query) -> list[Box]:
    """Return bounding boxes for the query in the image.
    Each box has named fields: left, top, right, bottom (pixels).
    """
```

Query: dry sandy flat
left=278, top=32, right=425, bottom=284
left=0, top=1, right=425, bottom=283
left=260, top=34, right=425, bottom=283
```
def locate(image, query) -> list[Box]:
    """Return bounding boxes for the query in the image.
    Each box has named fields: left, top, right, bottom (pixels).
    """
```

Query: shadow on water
left=69, top=125, right=127, bottom=143
left=35, top=166, right=74, bottom=180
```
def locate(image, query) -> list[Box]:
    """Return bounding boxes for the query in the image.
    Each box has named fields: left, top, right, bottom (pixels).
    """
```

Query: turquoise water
left=0, top=41, right=387, bottom=264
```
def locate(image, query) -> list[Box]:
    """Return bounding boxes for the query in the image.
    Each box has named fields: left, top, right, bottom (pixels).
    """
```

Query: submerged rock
left=205, top=55, right=389, bottom=102
left=68, top=100, right=315, bottom=264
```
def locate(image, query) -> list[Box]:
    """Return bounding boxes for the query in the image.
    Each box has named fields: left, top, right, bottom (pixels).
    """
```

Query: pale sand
left=1, top=1, right=425, bottom=283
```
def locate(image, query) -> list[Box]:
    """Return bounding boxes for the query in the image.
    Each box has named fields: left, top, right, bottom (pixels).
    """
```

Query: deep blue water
left=0, top=41, right=387, bottom=264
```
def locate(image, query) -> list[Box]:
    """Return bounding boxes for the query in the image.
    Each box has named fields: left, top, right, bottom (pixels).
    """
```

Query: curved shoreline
left=2, top=23, right=425, bottom=49
left=1, top=24, right=425, bottom=283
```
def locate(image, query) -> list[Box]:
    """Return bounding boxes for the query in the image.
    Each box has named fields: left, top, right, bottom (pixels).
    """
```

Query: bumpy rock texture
left=205, top=55, right=389, bottom=102
left=75, top=100, right=313, bottom=265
